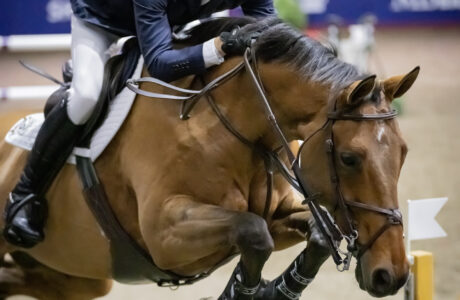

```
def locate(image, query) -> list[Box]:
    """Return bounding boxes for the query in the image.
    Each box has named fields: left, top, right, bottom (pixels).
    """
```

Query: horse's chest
left=199, top=165, right=274, bottom=215
left=219, top=183, right=250, bottom=212
left=184, top=164, right=255, bottom=212
left=159, top=143, right=267, bottom=212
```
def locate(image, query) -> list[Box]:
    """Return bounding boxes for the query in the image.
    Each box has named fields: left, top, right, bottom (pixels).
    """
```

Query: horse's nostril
left=372, top=268, right=394, bottom=294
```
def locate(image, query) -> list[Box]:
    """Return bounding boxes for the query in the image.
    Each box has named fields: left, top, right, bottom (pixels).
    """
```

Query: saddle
left=9, top=38, right=143, bottom=164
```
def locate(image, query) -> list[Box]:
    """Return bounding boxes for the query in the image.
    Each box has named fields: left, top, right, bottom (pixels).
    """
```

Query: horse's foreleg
left=219, top=210, right=274, bottom=300
left=269, top=210, right=310, bottom=250
left=144, top=196, right=274, bottom=300
left=256, top=199, right=330, bottom=300
left=257, top=219, right=330, bottom=300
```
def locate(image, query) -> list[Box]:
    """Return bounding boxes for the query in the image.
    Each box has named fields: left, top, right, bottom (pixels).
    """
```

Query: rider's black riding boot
left=218, top=263, right=261, bottom=300
left=3, top=96, right=83, bottom=248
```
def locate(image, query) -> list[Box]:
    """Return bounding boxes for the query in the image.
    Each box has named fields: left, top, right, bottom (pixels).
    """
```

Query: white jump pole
left=0, top=85, right=59, bottom=101
left=1, top=34, right=69, bottom=102
left=1, top=34, right=71, bottom=52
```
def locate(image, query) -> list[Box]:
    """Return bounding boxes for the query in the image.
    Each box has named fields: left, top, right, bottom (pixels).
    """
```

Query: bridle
left=301, top=99, right=403, bottom=268
left=126, top=47, right=403, bottom=272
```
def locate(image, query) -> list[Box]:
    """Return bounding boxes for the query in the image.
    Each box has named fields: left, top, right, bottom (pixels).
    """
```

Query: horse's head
left=223, top=19, right=420, bottom=296
left=295, top=67, right=419, bottom=297
left=185, top=18, right=419, bottom=296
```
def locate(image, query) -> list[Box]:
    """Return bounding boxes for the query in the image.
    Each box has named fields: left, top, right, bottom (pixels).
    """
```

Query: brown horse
left=0, top=18, right=418, bottom=299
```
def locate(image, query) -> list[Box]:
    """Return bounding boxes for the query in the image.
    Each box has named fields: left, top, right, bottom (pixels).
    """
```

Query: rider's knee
left=67, top=87, right=100, bottom=125
left=72, top=74, right=102, bottom=106
left=235, top=213, right=274, bottom=255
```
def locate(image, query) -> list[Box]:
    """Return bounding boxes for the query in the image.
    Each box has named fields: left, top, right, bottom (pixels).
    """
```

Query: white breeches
left=67, top=16, right=119, bottom=125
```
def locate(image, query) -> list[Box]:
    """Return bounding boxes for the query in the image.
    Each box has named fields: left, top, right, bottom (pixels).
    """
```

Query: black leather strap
left=76, top=156, right=206, bottom=285
left=328, top=110, right=398, bottom=120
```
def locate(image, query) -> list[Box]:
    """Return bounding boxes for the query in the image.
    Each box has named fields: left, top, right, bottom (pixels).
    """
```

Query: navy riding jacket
left=70, top=0, right=275, bottom=82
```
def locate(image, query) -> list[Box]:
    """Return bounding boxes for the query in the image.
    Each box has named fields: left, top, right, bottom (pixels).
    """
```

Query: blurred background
left=1, top=0, right=459, bottom=299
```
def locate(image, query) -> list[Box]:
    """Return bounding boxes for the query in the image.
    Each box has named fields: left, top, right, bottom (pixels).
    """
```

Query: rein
left=126, top=48, right=403, bottom=272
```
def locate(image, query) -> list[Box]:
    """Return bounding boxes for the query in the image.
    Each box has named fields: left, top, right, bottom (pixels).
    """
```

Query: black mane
left=179, top=17, right=360, bottom=89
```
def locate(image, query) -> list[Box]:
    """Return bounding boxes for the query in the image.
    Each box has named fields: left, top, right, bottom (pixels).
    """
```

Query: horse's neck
left=208, top=60, right=331, bottom=144
left=116, top=59, right=330, bottom=171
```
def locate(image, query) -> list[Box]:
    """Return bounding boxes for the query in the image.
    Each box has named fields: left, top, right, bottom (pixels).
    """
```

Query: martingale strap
left=204, top=83, right=297, bottom=219
left=242, top=49, right=349, bottom=267
left=200, top=49, right=356, bottom=269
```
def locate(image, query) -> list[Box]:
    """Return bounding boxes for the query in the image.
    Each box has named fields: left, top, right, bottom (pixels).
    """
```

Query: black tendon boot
left=219, top=263, right=260, bottom=300
left=259, top=254, right=314, bottom=300
left=257, top=218, right=331, bottom=300
left=3, top=96, right=83, bottom=248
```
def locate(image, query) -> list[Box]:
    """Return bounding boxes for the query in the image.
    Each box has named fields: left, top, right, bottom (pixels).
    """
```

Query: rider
left=3, top=0, right=275, bottom=249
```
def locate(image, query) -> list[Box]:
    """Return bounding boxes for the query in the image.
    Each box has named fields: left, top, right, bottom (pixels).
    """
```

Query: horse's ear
left=343, top=75, right=376, bottom=106
left=383, top=66, right=420, bottom=100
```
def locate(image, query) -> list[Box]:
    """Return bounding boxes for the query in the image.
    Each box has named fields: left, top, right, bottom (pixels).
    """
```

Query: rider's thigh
left=68, top=44, right=105, bottom=124
left=67, top=16, right=118, bottom=125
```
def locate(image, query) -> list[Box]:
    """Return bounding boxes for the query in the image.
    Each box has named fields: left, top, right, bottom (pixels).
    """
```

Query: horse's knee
left=234, top=213, right=274, bottom=258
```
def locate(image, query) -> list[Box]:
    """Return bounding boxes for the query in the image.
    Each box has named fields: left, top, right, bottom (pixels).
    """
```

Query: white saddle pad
left=5, top=57, right=144, bottom=165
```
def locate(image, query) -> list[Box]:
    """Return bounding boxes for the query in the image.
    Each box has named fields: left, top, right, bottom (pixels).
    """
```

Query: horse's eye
left=340, top=153, right=361, bottom=168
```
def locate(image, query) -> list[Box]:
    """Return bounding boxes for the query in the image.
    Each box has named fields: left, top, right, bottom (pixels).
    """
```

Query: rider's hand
left=219, top=26, right=255, bottom=56
left=214, top=37, right=226, bottom=57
